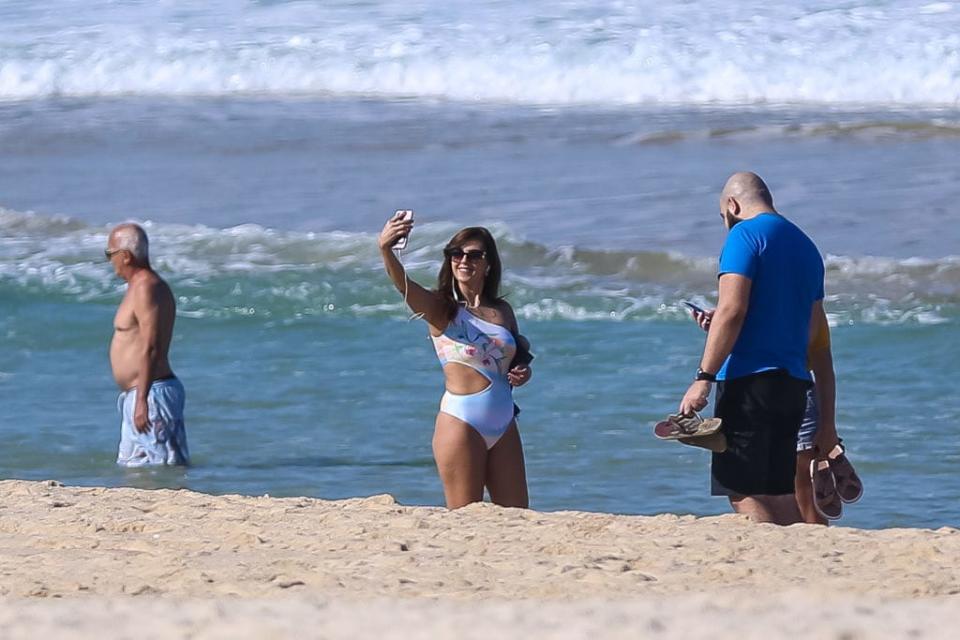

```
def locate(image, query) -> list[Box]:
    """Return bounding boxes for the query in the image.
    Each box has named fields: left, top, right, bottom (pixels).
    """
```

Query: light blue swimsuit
left=432, top=307, right=517, bottom=449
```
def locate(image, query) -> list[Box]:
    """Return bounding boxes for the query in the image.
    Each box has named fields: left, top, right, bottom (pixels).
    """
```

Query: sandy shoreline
left=1, top=479, right=958, bottom=637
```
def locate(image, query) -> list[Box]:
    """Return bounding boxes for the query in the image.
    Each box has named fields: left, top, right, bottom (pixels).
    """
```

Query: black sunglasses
left=104, top=248, right=124, bottom=260
left=444, top=248, right=487, bottom=262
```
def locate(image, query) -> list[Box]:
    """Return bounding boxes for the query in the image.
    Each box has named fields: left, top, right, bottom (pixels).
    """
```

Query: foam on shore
left=3, top=209, right=957, bottom=325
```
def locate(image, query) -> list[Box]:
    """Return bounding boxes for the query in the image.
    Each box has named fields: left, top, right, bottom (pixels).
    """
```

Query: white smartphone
left=393, top=209, right=414, bottom=250
left=682, top=300, right=706, bottom=315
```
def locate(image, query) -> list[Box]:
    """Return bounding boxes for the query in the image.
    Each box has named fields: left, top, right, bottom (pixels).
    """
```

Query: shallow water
left=2, top=0, right=959, bottom=529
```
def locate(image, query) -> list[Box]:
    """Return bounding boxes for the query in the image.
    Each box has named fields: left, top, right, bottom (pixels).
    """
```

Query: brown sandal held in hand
left=654, top=413, right=727, bottom=453
left=811, top=458, right=843, bottom=520
left=654, top=412, right=722, bottom=439
left=826, top=442, right=864, bottom=503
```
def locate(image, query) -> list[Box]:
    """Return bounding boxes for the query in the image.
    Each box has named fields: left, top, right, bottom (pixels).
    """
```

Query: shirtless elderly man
left=106, top=223, right=189, bottom=466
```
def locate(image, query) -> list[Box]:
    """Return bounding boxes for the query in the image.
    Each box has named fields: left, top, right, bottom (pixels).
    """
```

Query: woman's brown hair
left=436, top=227, right=504, bottom=321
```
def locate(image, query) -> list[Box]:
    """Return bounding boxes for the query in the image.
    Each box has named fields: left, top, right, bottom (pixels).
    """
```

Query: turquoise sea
left=2, top=1, right=959, bottom=529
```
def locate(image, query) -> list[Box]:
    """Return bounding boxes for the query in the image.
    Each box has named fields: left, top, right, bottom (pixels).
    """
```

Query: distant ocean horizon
left=1, top=0, right=958, bottom=529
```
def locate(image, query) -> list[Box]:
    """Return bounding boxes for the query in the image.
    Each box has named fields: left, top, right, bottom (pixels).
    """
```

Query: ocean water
left=1, top=0, right=959, bottom=529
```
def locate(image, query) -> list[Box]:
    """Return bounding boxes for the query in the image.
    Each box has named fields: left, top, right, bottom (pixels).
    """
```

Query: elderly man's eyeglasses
left=104, top=248, right=124, bottom=260
left=444, top=248, right=486, bottom=262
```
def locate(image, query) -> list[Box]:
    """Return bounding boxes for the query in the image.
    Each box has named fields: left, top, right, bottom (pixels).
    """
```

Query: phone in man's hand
left=682, top=300, right=706, bottom=315
left=393, top=209, right=414, bottom=250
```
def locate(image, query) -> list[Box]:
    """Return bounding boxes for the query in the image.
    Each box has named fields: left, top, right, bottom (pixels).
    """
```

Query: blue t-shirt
left=717, top=213, right=824, bottom=382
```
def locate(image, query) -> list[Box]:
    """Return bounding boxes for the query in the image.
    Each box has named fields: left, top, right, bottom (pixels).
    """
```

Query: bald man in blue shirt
left=679, top=172, right=825, bottom=525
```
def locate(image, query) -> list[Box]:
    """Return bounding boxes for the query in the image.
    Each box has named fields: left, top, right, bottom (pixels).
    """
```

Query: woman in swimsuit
left=379, top=212, right=532, bottom=509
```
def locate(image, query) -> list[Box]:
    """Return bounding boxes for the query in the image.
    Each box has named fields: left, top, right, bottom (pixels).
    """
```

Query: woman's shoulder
left=492, top=299, right=518, bottom=331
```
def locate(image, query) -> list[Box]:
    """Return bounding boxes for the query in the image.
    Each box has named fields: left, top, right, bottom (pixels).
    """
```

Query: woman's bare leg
left=485, top=421, right=529, bottom=508
left=433, top=413, right=487, bottom=509
left=795, top=449, right=827, bottom=525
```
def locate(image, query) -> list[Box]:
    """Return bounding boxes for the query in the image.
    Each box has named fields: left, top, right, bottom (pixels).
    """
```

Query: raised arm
left=378, top=213, right=450, bottom=332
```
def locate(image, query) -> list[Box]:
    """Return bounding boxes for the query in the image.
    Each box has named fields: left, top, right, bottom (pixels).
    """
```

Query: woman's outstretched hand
left=379, top=212, right=414, bottom=251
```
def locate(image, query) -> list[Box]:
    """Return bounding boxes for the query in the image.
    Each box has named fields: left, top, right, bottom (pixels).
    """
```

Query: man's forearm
left=135, top=346, right=157, bottom=404
left=699, top=308, right=746, bottom=374
left=810, top=349, right=838, bottom=438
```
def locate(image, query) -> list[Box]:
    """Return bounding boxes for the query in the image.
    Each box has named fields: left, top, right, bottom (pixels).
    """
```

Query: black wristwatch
left=695, top=367, right=717, bottom=382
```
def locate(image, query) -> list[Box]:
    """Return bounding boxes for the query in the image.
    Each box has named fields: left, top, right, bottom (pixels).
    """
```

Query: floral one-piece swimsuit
left=432, top=306, right=517, bottom=449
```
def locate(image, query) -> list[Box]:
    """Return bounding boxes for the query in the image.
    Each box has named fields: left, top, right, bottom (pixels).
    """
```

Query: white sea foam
left=0, top=1, right=957, bottom=106
left=1, top=209, right=957, bottom=324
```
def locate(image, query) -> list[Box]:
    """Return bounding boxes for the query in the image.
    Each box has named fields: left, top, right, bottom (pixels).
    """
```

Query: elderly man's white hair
left=110, top=223, right=150, bottom=263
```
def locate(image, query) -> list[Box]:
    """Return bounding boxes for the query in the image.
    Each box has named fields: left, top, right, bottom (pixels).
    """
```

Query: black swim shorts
left=711, top=368, right=810, bottom=497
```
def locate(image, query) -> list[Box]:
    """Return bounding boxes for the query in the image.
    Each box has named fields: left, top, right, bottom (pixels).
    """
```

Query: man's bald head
left=721, top=172, right=774, bottom=208
left=109, top=223, right=150, bottom=265
left=719, top=172, right=776, bottom=228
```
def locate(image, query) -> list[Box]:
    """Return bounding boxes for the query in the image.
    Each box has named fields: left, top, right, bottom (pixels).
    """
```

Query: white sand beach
left=1, top=480, right=958, bottom=638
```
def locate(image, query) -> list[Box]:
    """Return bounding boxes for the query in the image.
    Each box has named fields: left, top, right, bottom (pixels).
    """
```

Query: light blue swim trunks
left=117, top=376, right=190, bottom=466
